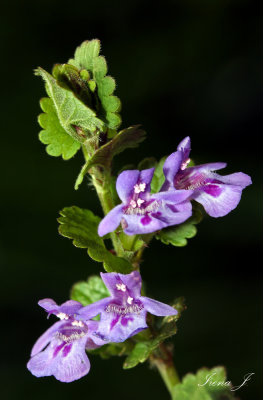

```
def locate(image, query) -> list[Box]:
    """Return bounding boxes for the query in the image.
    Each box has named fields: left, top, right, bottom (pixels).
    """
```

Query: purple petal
left=162, top=151, right=183, bottom=189
left=213, top=172, right=252, bottom=188
left=142, top=296, right=177, bottom=316
left=28, top=336, right=90, bottom=382
left=123, top=214, right=168, bottom=235
left=100, top=271, right=142, bottom=298
left=38, top=298, right=58, bottom=313
left=153, top=189, right=193, bottom=203
left=194, top=184, right=244, bottom=217
left=191, top=162, right=227, bottom=173
left=138, top=168, right=155, bottom=192
left=116, top=170, right=140, bottom=203
left=95, top=307, right=148, bottom=342
left=177, top=136, right=191, bottom=160
left=31, top=321, right=65, bottom=357
left=98, top=204, right=123, bottom=237
left=77, top=297, right=111, bottom=320
left=159, top=200, right=192, bottom=226
left=38, top=299, right=82, bottom=317
left=58, top=300, right=83, bottom=316
left=122, top=199, right=192, bottom=235
left=118, top=271, right=142, bottom=298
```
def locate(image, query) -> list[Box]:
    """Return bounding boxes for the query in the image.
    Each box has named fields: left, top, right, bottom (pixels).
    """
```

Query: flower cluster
left=27, top=271, right=177, bottom=382
left=98, top=137, right=251, bottom=236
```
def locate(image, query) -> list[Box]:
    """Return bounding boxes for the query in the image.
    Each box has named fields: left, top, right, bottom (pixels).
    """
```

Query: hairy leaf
left=36, top=67, right=105, bottom=143
left=58, top=206, right=132, bottom=273
left=71, top=276, right=110, bottom=306
left=38, top=97, right=81, bottom=159
left=156, top=204, right=203, bottom=247
left=69, top=39, right=121, bottom=129
left=172, top=366, right=236, bottom=400
left=75, top=126, right=146, bottom=189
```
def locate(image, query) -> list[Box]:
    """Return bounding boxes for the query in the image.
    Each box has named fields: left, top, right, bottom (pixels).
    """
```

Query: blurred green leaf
left=156, top=204, right=203, bottom=247
left=71, top=276, right=110, bottom=306
left=89, top=341, right=134, bottom=359
left=38, top=97, right=81, bottom=160
left=172, top=366, right=236, bottom=400
left=36, top=67, right=105, bottom=143
left=69, top=39, right=121, bottom=129
left=151, top=156, right=166, bottom=193
left=58, top=206, right=133, bottom=273
left=75, top=126, right=146, bottom=189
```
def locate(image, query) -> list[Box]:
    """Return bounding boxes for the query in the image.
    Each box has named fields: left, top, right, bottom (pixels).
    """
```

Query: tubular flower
left=98, top=167, right=193, bottom=236
left=78, top=271, right=177, bottom=343
left=27, top=299, right=105, bottom=382
left=162, top=137, right=252, bottom=217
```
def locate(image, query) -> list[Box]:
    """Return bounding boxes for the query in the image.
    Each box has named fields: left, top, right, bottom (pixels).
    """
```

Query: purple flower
left=98, top=168, right=193, bottom=236
left=162, top=137, right=252, bottom=217
left=27, top=299, right=105, bottom=382
left=78, top=271, right=177, bottom=343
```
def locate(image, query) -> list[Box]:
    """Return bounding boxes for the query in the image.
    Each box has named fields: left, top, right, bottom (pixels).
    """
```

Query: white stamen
left=137, top=198, right=145, bottom=208
left=134, top=182, right=146, bottom=193
left=57, top=312, right=69, bottom=320
left=72, top=320, right=84, bottom=327
left=116, top=283, right=126, bottom=292
left=181, top=158, right=191, bottom=170
left=130, top=199, right=137, bottom=208
left=105, top=304, right=143, bottom=315
left=127, top=296, right=133, bottom=304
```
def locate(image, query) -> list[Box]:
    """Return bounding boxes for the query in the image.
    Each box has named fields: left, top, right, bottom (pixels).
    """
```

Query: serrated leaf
left=38, top=97, right=81, bottom=160
left=36, top=67, right=105, bottom=143
left=58, top=206, right=132, bottom=273
left=156, top=204, right=203, bottom=247
left=75, top=126, right=146, bottom=189
left=71, top=276, right=110, bottom=306
left=151, top=156, right=166, bottom=193
left=172, top=366, right=236, bottom=400
left=69, top=39, right=121, bottom=129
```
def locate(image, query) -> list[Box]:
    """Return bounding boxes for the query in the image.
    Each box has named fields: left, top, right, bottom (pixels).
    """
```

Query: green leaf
left=156, top=204, right=203, bottom=247
left=38, top=97, right=81, bottom=160
left=138, top=157, right=157, bottom=170
left=71, top=276, right=110, bottom=306
left=75, top=126, right=146, bottom=189
left=58, top=206, right=132, bottom=273
left=123, top=298, right=185, bottom=369
left=151, top=156, right=166, bottom=193
left=89, top=341, right=134, bottom=359
left=172, top=366, right=236, bottom=400
left=69, top=39, right=121, bottom=129
left=123, top=342, right=152, bottom=369
left=36, top=67, right=105, bottom=143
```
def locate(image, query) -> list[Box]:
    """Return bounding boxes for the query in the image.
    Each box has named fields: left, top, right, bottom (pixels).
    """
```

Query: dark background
left=1, top=0, right=262, bottom=399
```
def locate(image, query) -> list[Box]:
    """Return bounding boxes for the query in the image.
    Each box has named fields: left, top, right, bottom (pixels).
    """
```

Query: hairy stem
left=82, top=142, right=124, bottom=257
left=154, top=357, right=180, bottom=398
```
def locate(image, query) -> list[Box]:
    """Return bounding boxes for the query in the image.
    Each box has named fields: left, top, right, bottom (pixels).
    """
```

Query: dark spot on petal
left=121, top=317, right=133, bottom=326
left=53, top=342, right=64, bottom=358
left=62, top=343, right=72, bottom=357
left=141, top=215, right=152, bottom=225
left=202, top=184, right=222, bottom=197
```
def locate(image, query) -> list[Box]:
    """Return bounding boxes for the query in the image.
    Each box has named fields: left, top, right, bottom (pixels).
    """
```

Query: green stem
left=82, top=143, right=124, bottom=257
left=154, top=358, right=180, bottom=399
